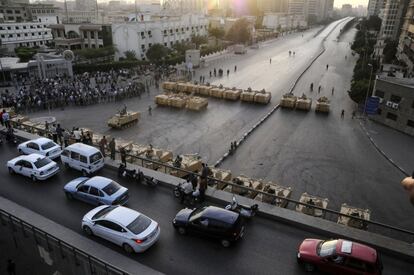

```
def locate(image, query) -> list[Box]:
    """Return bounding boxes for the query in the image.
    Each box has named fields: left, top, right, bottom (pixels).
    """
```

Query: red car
left=297, top=239, right=383, bottom=274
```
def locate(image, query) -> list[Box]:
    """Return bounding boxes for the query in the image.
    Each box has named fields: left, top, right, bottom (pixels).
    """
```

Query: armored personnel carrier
left=295, top=94, right=312, bottom=111
left=280, top=93, right=297, bottom=109
left=296, top=192, right=329, bottom=218
left=337, top=203, right=370, bottom=230
left=107, top=107, right=140, bottom=129
left=315, top=96, right=330, bottom=113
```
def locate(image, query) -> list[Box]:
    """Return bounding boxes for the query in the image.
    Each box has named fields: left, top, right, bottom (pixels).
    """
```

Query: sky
left=32, top=0, right=369, bottom=9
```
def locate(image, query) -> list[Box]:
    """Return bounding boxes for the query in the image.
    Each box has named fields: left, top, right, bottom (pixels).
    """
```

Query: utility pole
left=135, top=0, right=138, bottom=22
left=363, top=63, right=373, bottom=116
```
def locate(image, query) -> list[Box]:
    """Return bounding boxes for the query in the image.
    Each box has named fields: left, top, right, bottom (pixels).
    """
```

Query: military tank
left=315, top=96, right=330, bottom=113
left=107, top=107, right=140, bottom=129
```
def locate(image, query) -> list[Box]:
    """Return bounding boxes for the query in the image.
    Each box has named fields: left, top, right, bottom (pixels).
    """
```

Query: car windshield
left=89, top=152, right=102, bottom=163
left=102, top=181, right=121, bottom=195
left=317, top=240, right=338, bottom=257
left=76, top=178, right=90, bottom=188
left=127, top=214, right=152, bottom=235
left=41, top=142, right=56, bottom=150
left=34, top=157, right=52, bottom=168
left=189, top=206, right=207, bottom=222
left=92, top=205, right=117, bottom=220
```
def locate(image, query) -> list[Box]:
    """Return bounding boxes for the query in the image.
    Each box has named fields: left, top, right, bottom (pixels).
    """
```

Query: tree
left=146, top=44, right=168, bottom=63
left=208, top=27, right=225, bottom=40
left=366, top=16, right=382, bottom=31
left=349, top=79, right=370, bottom=103
left=124, top=50, right=137, bottom=60
left=191, top=35, right=208, bottom=48
left=225, top=18, right=251, bottom=44
left=172, top=41, right=193, bottom=55
left=15, top=47, right=37, bottom=62
left=382, top=39, right=398, bottom=63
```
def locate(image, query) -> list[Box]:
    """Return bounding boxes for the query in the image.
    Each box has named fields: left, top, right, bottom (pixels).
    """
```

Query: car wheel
left=177, top=227, right=186, bottom=235
left=221, top=239, right=231, bottom=248
left=304, top=263, right=316, bottom=272
left=8, top=167, right=14, bottom=175
left=65, top=192, right=73, bottom=200
left=82, top=225, right=93, bottom=236
left=122, top=243, right=134, bottom=254
left=31, top=175, right=37, bottom=182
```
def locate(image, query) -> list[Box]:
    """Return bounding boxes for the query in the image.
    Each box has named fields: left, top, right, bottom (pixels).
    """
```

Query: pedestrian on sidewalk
left=199, top=163, right=210, bottom=202
left=209, top=71, right=212, bottom=77
left=109, top=138, right=116, bottom=160
left=214, top=68, right=217, bottom=77
left=63, top=130, right=70, bottom=147
left=56, top=124, right=63, bottom=145
left=99, top=136, right=107, bottom=157
left=227, top=69, right=230, bottom=76
left=341, top=109, right=345, bottom=119
left=120, top=146, right=127, bottom=166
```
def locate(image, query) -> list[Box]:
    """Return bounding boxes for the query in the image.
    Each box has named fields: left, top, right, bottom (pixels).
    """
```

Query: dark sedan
left=172, top=206, right=245, bottom=247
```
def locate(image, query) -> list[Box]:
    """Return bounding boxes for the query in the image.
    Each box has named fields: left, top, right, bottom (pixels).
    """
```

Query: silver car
left=64, top=176, right=128, bottom=206
left=81, top=205, right=160, bottom=253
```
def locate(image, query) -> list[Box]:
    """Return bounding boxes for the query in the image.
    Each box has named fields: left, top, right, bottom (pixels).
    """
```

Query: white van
left=61, top=143, right=104, bottom=176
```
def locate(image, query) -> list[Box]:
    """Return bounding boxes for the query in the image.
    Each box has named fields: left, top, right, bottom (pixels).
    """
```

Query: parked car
left=81, top=205, right=160, bottom=253
left=18, top=138, right=62, bottom=159
left=297, top=238, right=383, bottom=274
left=61, top=143, right=104, bottom=176
left=172, top=206, right=245, bottom=247
left=64, top=176, right=129, bottom=206
left=7, top=153, right=60, bottom=181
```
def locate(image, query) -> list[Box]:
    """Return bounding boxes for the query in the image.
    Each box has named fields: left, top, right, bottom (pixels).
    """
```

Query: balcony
left=54, top=37, right=82, bottom=45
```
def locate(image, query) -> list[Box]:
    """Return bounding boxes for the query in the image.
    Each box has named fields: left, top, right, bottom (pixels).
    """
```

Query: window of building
left=8, top=34, right=13, bottom=38
left=7, top=16, right=14, bottom=20
left=7, top=26, right=11, bottom=30
left=37, top=25, right=41, bottom=28
left=0, top=35, right=4, bottom=38
left=90, top=32, right=94, bottom=39
left=407, top=120, right=414, bottom=128
left=24, top=33, right=28, bottom=36
left=6, top=10, right=12, bottom=14
left=91, top=44, right=95, bottom=48
left=149, top=43, right=152, bottom=47
left=17, top=34, right=20, bottom=37
left=170, top=41, right=173, bottom=46
left=32, top=33, right=35, bottom=36
left=23, top=26, right=26, bottom=29
left=141, top=44, right=145, bottom=49
left=169, top=29, right=173, bottom=33
left=15, top=10, right=20, bottom=14
left=186, top=27, right=189, bottom=31
left=164, top=42, right=167, bottom=46
left=38, top=32, right=41, bottom=35
left=176, top=28, right=178, bottom=32
left=141, top=31, right=144, bottom=36
left=386, top=112, right=398, bottom=121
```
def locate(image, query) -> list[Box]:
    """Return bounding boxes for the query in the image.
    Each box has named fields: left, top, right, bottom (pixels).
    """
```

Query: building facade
left=397, top=0, right=414, bottom=72
left=0, top=1, right=57, bottom=23
left=262, top=12, right=307, bottom=30
left=0, top=21, right=53, bottom=51
left=287, top=0, right=329, bottom=23
left=112, top=14, right=208, bottom=60
left=49, top=24, right=112, bottom=50
left=367, top=0, right=385, bottom=17
left=371, top=76, right=414, bottom=136
left=378, top=0, right=408, bottom=41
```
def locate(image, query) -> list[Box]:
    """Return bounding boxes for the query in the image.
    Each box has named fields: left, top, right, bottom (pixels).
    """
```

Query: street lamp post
left=363, top=63, right=374, bottom=116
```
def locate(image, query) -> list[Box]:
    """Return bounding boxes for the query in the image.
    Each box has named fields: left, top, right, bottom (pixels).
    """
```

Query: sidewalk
left=360, top=119, right=414, bottom=177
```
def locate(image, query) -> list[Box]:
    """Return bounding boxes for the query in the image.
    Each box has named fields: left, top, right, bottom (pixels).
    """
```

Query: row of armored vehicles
left=280, top=93, right=330, bottom=113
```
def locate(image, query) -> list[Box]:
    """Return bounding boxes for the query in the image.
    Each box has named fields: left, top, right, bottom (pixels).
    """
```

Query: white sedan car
left=18, top=138, right=62, bottom=159
left=82, top=205, right=160, bottom=253
left=7, top=153, right=60, bottom=181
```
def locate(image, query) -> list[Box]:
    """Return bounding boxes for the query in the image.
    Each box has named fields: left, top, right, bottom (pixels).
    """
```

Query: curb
left=359, top=120, right=409, bottom=176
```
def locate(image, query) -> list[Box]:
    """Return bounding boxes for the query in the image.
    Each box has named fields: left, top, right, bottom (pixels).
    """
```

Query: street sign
left=364, top=96, right=380, bottom=115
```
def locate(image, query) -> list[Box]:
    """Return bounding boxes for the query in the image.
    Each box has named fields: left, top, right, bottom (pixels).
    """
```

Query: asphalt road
left=19, top=18, right=414, bottom=235
left=0, top=144, right=413, bottom=275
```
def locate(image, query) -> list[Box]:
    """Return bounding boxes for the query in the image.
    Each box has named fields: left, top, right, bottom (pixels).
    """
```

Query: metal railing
left=4, top=123, right=414, bottom=243
left=0, top=209, right=128, bottom=275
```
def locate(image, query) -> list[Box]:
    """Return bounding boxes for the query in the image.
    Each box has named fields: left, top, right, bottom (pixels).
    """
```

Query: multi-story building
left=0, top=22, right=53, bottom=51
left=341, top=4, right=353, bottom=16
left=287, top=0, right=329, bottom=23
left=49, top=24, right=112, bottom=50
left=378, top=0, right=408, bottom=41
left=397, top=0, right=414, bottom=72
left=257, top=0, right=289, bottom=13
left=371, top=76, right=414, bottom=136
left=262, top=12, right=308, bottom=30
left=367, top=0, right=385, bottom=17
left=0, top=1, right=57, bottom=23
left=75, top=0, right=96, bottom=11
left=112, top=14, right=208, bottom=60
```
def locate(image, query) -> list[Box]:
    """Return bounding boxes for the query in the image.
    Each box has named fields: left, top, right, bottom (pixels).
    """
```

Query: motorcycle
left=225, top=195, right=259, bottom=219
left=173, top=182, right=200, bottom=206
left=118, top=164, right=158, bottom=187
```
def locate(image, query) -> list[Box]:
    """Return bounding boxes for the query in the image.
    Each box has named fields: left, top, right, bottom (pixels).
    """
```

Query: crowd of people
left=0, top=67, right=171, bottom=113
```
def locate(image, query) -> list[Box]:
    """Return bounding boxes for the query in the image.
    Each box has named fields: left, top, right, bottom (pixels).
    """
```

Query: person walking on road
left=234, top=65, right=237, bottom=72
left=56, top=124, right=63, bottom=145
left=326, top=64, right=329, bottom=70
left=148, top=105, right=152, bottom=116
left=331, top=87, right=334, bottom=95
left=63, top=130, right=70, bottom=148
left=270, top=58, right=272, bottom=64
left=318, top=85, right=321, bottom=93
left=109, top=138, right=116, bottom=160
left=227, top=69, right=230, bottom=76
left=214, top=68, right=217, bottom=77
left=209, top=71, right=212, bottom=77
left=341, top=109, right=345, bottom=119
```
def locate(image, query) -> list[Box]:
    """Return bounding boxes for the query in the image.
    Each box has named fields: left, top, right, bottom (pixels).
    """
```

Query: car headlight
left=297, top=252, right=301, bottom=259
